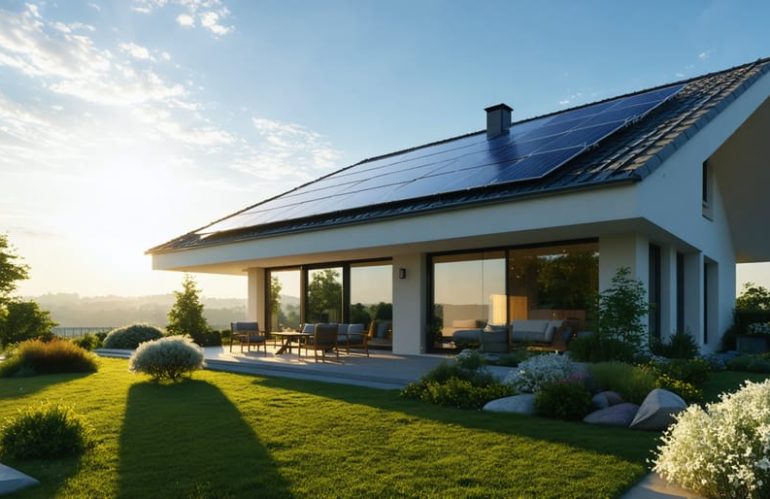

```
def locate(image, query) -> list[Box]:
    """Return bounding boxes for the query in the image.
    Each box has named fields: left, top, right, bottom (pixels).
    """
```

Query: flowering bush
left=747, top=322, right=770, bottom=336
left=503, top=353, right=576, bottom=393
left=129, top=336, right=205, bottom=381
left=654, top=379, right=770, bottom=498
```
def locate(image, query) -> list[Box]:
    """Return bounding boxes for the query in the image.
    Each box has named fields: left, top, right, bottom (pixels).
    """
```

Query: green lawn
left=0, top=359, right=758, bottom=499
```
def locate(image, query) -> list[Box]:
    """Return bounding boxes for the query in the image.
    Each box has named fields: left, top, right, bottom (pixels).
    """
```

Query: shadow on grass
left=252, top=376, right=658, bottom=464
left=117, top=380, right=292, bottom=499
left=0, top=371, right=95, bottom=401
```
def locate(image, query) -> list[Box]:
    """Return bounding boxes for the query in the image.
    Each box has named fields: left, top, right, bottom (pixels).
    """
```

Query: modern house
left=148, top=58, right=770, bottom=355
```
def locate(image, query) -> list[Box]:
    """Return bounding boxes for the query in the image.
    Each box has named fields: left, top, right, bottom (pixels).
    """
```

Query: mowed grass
left=0, top=358, right=685, bottom=498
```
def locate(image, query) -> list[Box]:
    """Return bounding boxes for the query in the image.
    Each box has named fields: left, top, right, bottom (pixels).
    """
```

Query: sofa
left=452, top=319, right=572, bottom=353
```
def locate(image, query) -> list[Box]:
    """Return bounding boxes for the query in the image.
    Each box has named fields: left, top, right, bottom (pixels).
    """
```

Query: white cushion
left=302, top=324, right=315, bottom=334
left=337, top=323, right=349, bottom=335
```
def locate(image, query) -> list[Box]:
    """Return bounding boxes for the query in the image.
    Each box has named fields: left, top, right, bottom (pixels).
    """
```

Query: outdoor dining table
left=271, top=331, right=312, bottom=358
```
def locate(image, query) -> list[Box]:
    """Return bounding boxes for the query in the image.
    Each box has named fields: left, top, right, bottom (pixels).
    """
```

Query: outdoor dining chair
left=304, top=323, right=339, bottom=362
left=229, top=321, right=267, bottom=354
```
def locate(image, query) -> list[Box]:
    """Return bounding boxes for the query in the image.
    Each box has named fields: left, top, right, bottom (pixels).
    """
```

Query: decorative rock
left=482, top=394, right=536, bottom=415
left=600, top=391, right=624, bottom=406
left=630, top=388, right=686, bottom=431
left=0, top=463, right=39, bottom=495
left=583, top=403, right=640, bottom=427
left=591, top=393, right=610, bottom=409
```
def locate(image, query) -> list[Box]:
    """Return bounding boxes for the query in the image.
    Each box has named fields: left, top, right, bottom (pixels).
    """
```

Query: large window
left=349, top=262, right=392, bottom=329
left=432, top=251, right=506, bottom=351
left=507, top=242, right=598, bottom=328
left=268, top=269, right=301, bottom=332
left=430, top=241, right=598, bottom=352
left=306, top=267, right=343, bottom=323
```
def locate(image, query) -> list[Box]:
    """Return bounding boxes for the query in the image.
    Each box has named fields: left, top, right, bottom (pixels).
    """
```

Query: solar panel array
left=199, top=83, right=684, bottom=235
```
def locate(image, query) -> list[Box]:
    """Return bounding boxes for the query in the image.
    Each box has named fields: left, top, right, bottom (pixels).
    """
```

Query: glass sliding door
left=350, top=262, right=393, bottom=347
left=431, top=251, right=505, bottom=351
left=268, top=269, right=301, bottom=332
left=306, top=267, right=343, bottom=323
left=507, top=242, right=598, bottom=330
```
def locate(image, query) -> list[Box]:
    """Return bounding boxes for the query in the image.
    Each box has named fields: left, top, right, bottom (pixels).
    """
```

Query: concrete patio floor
left=98, top=344, right=452, bottom=390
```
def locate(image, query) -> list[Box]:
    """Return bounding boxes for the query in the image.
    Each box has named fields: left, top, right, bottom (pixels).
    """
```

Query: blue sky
left=1, top=0, right=770, bottom=298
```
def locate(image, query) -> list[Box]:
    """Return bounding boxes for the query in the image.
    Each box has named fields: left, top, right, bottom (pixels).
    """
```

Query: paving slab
left=0, top=463, right=39, bottom=495
left=97, top=346, right=457, bottom=390
left=621, top=473, right=704, bottom=499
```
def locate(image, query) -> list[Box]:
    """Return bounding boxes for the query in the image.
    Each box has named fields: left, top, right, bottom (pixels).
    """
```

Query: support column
left=683, top=252, right=704, bottom=349
left=391, top=253, right=427, bottom=355
left=247, top=268, right=267, bottom=330
left=660, top=245, right=678, bottom=341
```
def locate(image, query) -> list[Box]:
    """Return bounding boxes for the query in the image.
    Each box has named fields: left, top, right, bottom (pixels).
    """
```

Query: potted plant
left=737, top=322, right=770, bottom=354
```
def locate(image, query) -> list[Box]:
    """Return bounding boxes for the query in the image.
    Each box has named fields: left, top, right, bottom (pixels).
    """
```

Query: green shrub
left=189, top=329, right=222, bottom=347
left=485, top=349, right=530, bottom=367
left=650, top=331, right=699, bottom=359
left=726, top=354, right=770, bottom=373
left=129, top=336, right=205, bottom=381
left=0, top=300, right=57, bottom=348
left=588, top=362, right=658, bottom=404
left=0, top=339, right=98, bottom=377
left=568, top=334, right=636, bottom=363
left=651, top=358, right=711, bottom=387
left=71, top=333, right=102, bottom=351
left=456, top=349, right=484, bottom=370
left=403, top=377, right=513, bottom=410
left=593, top=267, right=649, bottom=351
left=103, top=324, right=164, bottom=349
left=535, top=382, right=593, bottom=420
left=0, top=403, right=89, bottom=459
left=656, top=374, right=703, bottom=403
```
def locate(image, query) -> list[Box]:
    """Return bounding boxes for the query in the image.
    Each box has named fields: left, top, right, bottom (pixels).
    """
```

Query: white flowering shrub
left=503, top=353, right=576, bottom=393
left=129, top=336, right=205, bottom=381
left=653, top=379, right=770, bottom=498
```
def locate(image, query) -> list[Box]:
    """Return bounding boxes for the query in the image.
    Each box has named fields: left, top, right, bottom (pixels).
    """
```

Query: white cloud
left=119, top=42, right=152, bottom=60
left=133, top=0, right=234, bottom=37
left=0, top=5, right=183, bottom=107
left=199, top=10, right=232, bottom=36
left=699, top=50, right=711, bottom=61
left=236, top=117, right=341, bottom=181
left=176, top=13, right=195, bottom=27
left=88, top=3, right=102, bottom=12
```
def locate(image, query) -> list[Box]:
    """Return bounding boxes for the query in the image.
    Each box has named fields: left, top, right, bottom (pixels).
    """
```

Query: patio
left=98, top=343, right=452, bottom=390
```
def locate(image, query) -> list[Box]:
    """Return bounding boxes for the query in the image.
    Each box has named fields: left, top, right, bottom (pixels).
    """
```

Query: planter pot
left=736, top=335, right=770, bottom=354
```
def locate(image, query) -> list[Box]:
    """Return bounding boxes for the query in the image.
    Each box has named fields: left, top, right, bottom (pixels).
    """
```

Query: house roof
left=148, top=57, right=770, bottom=255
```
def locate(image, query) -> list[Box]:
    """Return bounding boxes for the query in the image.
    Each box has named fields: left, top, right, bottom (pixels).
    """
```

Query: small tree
left=736, top=282, right=770, bottom=312
left=0, top=301, right=57, bottom=348
left=0, top=234, right=57, bottom=347
left=594, top=267, right=650, bottom=351
left=0, top=234, right=30, bottom=306
left=167, top=275, right=209, bottom=339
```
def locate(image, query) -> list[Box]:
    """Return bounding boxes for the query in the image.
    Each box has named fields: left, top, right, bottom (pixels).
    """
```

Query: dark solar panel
left=198, top=83, right=683, bottom=234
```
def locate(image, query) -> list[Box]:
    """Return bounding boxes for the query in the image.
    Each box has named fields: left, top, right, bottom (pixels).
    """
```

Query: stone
left=591, top=393, right=610, bottom=409
left=482, top=394, right=536, bottom=415
left=0, top=463, right=39, bottom=495
left=630, top=388, right=687, bottom=431
left=600, top=390, right=624, bottom=406
left=583, top=403, right=640, bottom=427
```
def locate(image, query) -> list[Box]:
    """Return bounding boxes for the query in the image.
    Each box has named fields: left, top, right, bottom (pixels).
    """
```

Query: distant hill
left=28, top=293, right=249, bottom=330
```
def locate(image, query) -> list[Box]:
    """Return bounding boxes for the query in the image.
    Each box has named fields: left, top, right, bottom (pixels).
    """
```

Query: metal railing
left=52, top=327, right=115, bottom=338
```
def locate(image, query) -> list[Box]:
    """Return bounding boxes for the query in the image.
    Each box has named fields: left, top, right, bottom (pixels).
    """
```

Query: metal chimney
left=485, top=103, right=512, bottom=138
